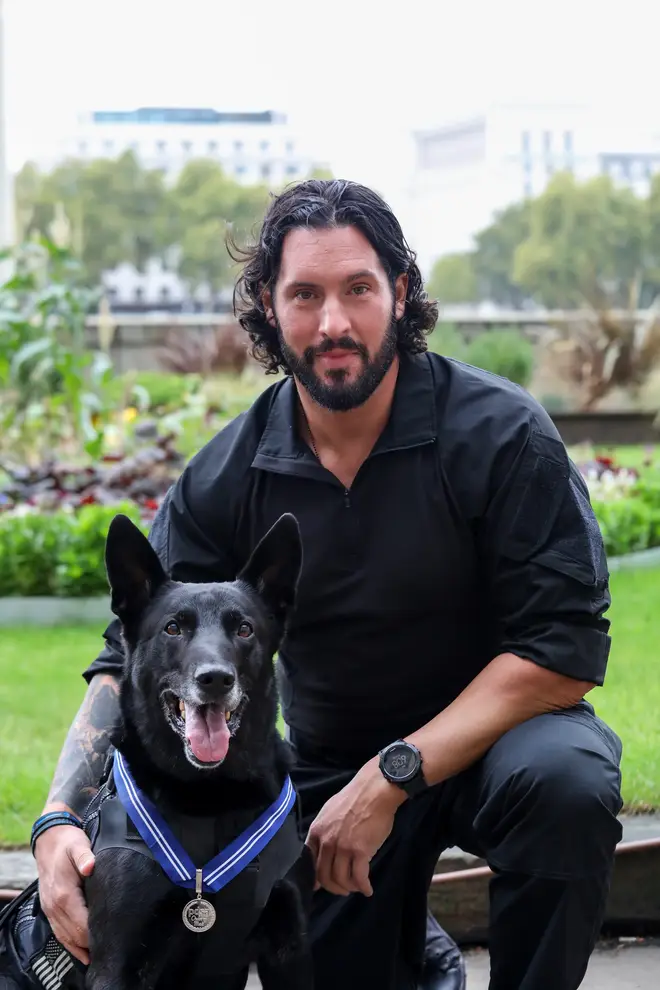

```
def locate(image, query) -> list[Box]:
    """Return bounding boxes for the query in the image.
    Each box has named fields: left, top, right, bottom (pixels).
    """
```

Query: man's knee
left=475, top=709, right=623, bottom=877
left=525, top=729, right=621, bottom=821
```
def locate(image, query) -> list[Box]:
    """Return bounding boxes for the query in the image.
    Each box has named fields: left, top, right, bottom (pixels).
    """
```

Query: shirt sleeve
left=479, top=422, right=611, bottom=685
left=82, top=460, right=240, bottom=684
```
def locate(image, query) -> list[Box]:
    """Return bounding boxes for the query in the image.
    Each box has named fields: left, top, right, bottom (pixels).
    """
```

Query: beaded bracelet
left=30, top=811, right=84, bottom=856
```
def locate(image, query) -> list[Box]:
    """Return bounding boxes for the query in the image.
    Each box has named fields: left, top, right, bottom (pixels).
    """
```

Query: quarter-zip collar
left=251, top=351, right=438, bottom=478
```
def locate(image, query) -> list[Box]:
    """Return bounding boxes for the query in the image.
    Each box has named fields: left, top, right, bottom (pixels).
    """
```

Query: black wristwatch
left=378, top=739, right=427, bottom=797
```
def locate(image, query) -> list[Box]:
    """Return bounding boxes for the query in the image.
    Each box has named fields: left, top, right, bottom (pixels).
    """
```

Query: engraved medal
left=182, top=869, right=216, bottom=933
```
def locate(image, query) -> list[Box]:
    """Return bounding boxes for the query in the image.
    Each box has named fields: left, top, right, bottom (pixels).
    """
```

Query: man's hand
left=305, top=759, right=405, bottom=897
left=35, top=824, right=95, bottom=965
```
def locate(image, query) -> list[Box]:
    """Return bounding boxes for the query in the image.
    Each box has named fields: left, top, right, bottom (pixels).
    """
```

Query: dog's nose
left=195, top=666, right=236, bottom=692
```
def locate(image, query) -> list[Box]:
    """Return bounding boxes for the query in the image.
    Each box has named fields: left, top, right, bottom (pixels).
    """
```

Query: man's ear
left=262, top=287, right=277, bottom=328
left=105, top=514, right=168, bottom=622
left=238, top=514, right=302, bottom=624
left=394, top=272, right=408, bottom=321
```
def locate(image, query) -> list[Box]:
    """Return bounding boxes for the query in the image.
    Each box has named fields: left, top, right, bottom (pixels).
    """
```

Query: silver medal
left=182, top=869, right=216, bottom=933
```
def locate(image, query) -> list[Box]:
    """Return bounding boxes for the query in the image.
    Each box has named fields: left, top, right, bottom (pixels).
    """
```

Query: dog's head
left=104, top=512, right=302, bottom=776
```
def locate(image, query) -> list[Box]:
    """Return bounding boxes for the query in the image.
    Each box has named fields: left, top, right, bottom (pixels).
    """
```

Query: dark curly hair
left=230, top=178, right=438, bottom=375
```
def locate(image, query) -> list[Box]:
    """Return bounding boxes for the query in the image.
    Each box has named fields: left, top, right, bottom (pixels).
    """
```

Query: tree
left=13, top=154, right=270, bottom=295
left=472, top=202, right=531, bottom=307
left=169, top=160, right=270, bottom=295
left=511, top=172, right=660, bottom=409
left=14, top=153, right=169, bottom=287
left=426, top=253, right=478, bottom=305
left=512, top=172, right=649, bottom=310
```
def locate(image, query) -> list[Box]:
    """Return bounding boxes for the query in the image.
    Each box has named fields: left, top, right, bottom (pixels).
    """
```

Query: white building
left=407, top=103, right=660, bottom=276
left=49, top=106, right=326, bottom=187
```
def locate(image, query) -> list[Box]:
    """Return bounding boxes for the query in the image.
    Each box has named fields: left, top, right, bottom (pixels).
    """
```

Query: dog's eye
left=237, top=621, right=253, bottom=639
left=164, top=620, right=181, bottom=636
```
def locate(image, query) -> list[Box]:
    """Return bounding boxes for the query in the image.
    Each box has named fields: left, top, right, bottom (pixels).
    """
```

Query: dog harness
left=83, top=753, right=305, bottom=976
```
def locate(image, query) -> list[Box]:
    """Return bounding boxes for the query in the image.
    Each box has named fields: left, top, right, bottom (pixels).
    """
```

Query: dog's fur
left=83, top=512, right=314, bottom=990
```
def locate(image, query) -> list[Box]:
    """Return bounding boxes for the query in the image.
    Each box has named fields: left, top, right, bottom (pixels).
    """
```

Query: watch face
left=383, top=743, right=419, bottom=782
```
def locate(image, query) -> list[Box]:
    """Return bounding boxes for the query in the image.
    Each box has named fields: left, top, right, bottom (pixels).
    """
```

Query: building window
left=235, top=165, right=247, bottom=177
left=78, top=141, right=88, bottom=156
left=521, top=130, right=531, bottom=154
left=103, top=140, right=114, bottom=154
left=260, top=140, right=269, bottom=152
left=286, top=140, right=295, bottom=154
left=543, top=130, right=552, bottom=154
left=208, top=141, right=218, bottom=153
left=234, top=140, right=244, bottom=153
left=286, top=164, right=298, bottom=176
left=134, top=287, right=144, bottom=304
left=564, top=130, right=573, bottom=154
left=260, top=163, right=271, bottom=180
left=182, top=141, right=192, bottom=154
left=156, top=140, right=167, bottom=154
left=160, top=286, right=170, bottom=303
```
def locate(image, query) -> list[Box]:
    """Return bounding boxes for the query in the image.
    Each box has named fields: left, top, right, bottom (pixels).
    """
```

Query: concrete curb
left=0, top=597, right=111, bottom=626
left=608, top=546, right=660, bottom=571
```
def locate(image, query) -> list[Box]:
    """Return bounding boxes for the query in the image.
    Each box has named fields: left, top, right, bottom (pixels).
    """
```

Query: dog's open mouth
left=162, top=692, right=246, bottom=766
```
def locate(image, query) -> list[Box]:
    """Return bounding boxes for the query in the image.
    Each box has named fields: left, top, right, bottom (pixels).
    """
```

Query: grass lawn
left=0, top=567, right=658, bottom=845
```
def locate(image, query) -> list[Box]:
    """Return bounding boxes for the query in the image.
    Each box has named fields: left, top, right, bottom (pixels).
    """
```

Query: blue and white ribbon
left=113, top=750, right=296, bottom=892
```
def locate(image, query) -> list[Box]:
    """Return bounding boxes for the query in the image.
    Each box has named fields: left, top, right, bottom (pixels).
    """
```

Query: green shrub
left=464, top=329, right=535, bottom=388
left=0, top=513, right=70, bottom=596
left=632, top=470, right=660, bottom=513
left=592, top=498, right=660, bottom=557
left=105, top=371, right=202, bottom=412
left=0, top=503, right=148, bottom=598
left=425, top=322, right=467, bottom=360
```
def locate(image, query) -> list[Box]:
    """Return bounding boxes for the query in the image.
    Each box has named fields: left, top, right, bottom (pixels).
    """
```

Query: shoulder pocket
left=490, top=429, right=569, bottom=562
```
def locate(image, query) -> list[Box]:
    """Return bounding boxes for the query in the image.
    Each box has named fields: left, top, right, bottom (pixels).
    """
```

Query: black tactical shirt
left=84, top=352, right=611, bottom=762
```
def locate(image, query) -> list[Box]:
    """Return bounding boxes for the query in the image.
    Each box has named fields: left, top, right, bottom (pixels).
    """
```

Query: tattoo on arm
left=46, top=674, right=120, bottom=818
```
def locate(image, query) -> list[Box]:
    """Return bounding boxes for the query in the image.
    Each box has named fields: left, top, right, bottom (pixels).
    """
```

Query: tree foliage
left=426, top=252, right=478, bottom=305
left=13, top=154, right=315, bottom=293
left=426, top=172, right=660, bottom=312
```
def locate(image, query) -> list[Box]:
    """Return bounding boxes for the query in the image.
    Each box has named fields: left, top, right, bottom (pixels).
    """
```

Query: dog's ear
left=105, top=514, right=168, bottom=621
left=238, top=513, right=302, bottom=623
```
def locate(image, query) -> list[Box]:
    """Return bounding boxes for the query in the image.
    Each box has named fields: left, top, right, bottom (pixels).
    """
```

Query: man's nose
left=319, top=296, right=351, bottom=339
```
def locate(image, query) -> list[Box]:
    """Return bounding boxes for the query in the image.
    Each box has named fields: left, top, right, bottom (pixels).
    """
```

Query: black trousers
left=289, top=701, right=623, bottom=990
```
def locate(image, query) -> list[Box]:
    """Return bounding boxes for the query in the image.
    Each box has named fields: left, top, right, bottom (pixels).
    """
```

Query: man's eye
left=351, top=285, right=369, bottom=295
left=295, top=290, right=314, bottom=300
left=164, top=620, right=181, bottom=636
left=237, top=621, right=253, bottom=638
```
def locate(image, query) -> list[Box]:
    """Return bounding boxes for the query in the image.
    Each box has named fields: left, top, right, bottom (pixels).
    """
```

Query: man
left=33, top=179, right=622, bottom=990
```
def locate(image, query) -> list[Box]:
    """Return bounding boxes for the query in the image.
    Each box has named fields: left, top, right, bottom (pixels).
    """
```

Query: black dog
left=0, top=512, right=314, bottom=990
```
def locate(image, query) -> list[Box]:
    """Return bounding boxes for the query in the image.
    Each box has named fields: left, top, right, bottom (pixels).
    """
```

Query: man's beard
left=277, top=316, right=399, bottom=412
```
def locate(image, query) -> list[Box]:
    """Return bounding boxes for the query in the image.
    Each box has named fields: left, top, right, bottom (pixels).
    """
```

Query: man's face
left=264, top=225, right=407, bottom=411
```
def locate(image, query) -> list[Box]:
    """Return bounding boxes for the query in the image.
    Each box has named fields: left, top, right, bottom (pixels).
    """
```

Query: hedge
left=0, top=503, right=147, bottom=598
left=0, top=489, right=659, bottom=597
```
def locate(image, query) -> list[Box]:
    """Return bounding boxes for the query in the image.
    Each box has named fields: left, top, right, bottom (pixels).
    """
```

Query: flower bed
left=580, top=455, right=660, bottom=557
left=0, top=451, right=657, bottom=599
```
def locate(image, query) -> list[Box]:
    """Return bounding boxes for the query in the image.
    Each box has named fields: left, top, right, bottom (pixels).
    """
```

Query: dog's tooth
left=225, top=711, right=231, bottom=722
left=179, top=699, right=186, bottom=720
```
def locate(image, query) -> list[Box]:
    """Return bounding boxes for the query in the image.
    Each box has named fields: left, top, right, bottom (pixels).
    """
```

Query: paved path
left=244, top=940, right=660, bottom=988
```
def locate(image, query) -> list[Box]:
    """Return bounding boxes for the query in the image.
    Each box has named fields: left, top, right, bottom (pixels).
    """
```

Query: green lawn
left=0, top=567, right=658, bottom=845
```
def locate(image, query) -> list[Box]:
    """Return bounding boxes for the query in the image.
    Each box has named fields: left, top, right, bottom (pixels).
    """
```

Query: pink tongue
left=185, top=704, right=230, bottom=763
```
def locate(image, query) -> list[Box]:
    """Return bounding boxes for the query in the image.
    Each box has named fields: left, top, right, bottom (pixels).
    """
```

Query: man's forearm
left=44, top=674, right=120, bottom=819
left=363, top=652, right=596, bottom=810
left=403, top=652, right=595, bottom=787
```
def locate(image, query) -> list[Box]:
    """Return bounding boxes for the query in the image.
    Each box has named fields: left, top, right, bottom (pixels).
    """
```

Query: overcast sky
left=4, top=0, right=660, bottom=206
